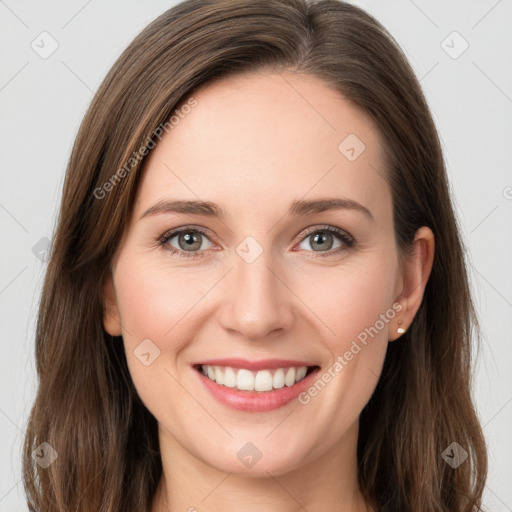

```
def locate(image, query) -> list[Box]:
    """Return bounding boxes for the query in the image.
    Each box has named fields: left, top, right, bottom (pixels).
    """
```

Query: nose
left=218, top=247, right=295, bottom=341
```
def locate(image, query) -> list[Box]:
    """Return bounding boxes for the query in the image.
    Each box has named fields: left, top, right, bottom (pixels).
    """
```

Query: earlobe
left=389, top=226, right=435, bottom=341
left=102, top=273, right=123, bottom=336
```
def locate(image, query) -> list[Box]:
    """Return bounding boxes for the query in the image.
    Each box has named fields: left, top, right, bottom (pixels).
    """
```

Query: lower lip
left=194, top=366, right=320, bottom=412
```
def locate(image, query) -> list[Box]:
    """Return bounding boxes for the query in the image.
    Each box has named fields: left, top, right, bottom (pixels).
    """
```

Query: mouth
left=192, top=359, right=321, bottom=412
left=193, top=363, right=317, bottom=391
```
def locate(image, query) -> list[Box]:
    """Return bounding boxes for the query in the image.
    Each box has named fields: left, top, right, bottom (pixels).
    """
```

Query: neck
left=151, top=420, right=372, bottom=512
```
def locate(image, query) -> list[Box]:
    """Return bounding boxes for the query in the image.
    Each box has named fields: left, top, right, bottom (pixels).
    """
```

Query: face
left=103, top=70, right=412, bottom=476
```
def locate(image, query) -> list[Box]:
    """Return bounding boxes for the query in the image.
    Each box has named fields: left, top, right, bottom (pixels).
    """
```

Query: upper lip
left=193, top=358, right=318, bottom=371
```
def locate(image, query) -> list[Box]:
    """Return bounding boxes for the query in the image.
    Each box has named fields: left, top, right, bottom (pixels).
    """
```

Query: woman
left=22, top=0, right=488, bottom=510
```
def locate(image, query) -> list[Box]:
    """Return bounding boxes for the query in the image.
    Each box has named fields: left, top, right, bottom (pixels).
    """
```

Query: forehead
left=135, top=71, right=390, bottom=223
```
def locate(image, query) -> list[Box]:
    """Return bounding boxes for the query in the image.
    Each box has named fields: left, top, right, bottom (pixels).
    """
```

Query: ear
left=389, top=226, right=435, bottom=342
left=102, top=272, right=123, bottom=336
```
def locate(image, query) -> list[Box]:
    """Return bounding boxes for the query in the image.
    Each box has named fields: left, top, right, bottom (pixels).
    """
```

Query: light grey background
left=1, top=1, right=511, bottom=510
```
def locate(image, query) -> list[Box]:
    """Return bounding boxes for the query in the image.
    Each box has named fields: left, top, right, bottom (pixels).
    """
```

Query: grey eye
left=298, top=231, right=343, bottom=252
left=168, top=230, right=212, bottom=252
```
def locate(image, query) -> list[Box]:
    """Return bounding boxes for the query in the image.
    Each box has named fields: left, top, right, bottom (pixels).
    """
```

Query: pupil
left=312, top=232, right=332, bottom=251
left=181, top=232, right=200, bottom=250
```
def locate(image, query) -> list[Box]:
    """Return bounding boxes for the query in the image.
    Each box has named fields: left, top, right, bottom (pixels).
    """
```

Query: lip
left=193, top=363, right=321, bottom=412
left=193, top=358, right=316, bottom=371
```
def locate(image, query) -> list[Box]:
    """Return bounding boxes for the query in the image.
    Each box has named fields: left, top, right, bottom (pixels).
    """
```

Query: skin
left=103, top=70, right=434, bottom=512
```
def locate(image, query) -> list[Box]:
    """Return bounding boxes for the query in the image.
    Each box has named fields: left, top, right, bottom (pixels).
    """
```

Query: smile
left=199, top=364, right=310, bottom=392
left=193, top=359, right=320, bottom=412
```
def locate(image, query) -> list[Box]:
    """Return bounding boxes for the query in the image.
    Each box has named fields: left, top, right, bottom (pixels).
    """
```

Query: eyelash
left=156, top=225, right=355, bottom=259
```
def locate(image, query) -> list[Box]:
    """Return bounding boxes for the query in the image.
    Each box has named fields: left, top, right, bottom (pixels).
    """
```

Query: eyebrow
left=140, top=197, right=373, bottom=221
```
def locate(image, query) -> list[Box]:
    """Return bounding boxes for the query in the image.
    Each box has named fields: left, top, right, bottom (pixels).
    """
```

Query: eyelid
left=157, top=225, right=217, bottom=258
left=158, top=225, right=214, bottom=245
left=157, top=224, right=355, bottom=258
left=293, top=224, right=355, bottom=257
left=298, top=224, right=354, bottom=242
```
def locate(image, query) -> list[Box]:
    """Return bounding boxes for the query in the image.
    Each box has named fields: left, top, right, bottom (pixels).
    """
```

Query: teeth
left=223, top=367, right=237, bottom=387
left=273, top=368, right=285, bottom=389
left=284, top=368, right=296, bottom=386
left=237, top=369, right=254, bottom=391
left=254, top=370, right=273, bottom=391
left=200, top=364, right=310, bottom=392
left=295, top=367, right=307, bottom=382
left=215, top=367, right=224, bottom=385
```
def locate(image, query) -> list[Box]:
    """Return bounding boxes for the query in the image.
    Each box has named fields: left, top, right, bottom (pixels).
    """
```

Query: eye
left=296, top=225, right=355, bottom=257
left=157, top=224, right=355, bottom=259
left=158, top=226, right=213, bottom=258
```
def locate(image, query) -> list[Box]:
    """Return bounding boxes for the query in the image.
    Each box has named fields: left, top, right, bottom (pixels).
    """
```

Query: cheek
left=114, top=256, right=210, bottom=347
left=294, top=256, right=398, bottom=351
left=112, top=257, right=207, bottom=399
left=113, top=257, right=206, bottom=422
left=293, top=262, right=395, bottom=433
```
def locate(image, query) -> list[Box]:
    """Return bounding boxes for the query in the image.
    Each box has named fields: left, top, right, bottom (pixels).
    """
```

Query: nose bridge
left=219, top=237, right=293, bottom=339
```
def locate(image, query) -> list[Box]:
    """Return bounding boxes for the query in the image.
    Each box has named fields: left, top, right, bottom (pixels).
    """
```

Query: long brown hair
left=22, top=0, right=487, bottom=510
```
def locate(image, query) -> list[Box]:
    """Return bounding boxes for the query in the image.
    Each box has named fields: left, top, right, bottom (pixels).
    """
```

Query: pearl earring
left=397, top=320, right=406, bottom=334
